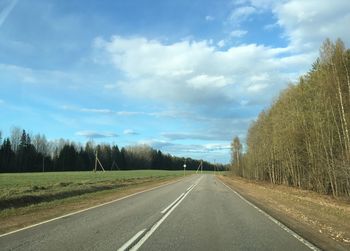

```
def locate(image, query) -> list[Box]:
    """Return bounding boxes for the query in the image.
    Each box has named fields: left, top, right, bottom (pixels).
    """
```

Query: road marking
left=131, top=185, right=196, bottom=251
left=0, top=175, right=195, bottom=238
left=218, top=178, right=321, bottom=251
left=186, top=184, right=194, bottom=191
left=128, top=177, right=202, bottom=251
left=117, top=229, right=146, bottom=251
left=195, top=176, right=203, bottom=186
left=161, top=192, right=185, bottom=214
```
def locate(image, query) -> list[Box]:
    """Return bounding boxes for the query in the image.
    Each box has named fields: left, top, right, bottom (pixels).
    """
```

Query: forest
left=0, top=127, right=221, bottom=173
left=231, top=39, right=350, bottom=197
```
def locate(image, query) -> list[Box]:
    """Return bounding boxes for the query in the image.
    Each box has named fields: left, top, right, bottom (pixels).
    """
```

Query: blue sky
left=0, top=0, right=350, bottom=163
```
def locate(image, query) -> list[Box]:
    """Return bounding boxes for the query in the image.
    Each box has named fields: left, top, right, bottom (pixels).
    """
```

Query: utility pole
left=94, top=149, right=98, bottom=172
left=196, top=161, right=203, bottom=174
left=110, top=160, right=119, bottom=171
left=94, top=149, right=106, bottom=172
left=42, top=156, right=45, bottom=172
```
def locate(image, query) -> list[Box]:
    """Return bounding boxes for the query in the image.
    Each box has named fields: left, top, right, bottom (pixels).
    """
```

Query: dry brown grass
left=219, top=175, right=350, bottom=251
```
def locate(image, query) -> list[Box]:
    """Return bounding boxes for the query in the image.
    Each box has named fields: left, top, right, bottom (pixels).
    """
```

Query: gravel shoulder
left=218, top=175, right=350, bottom=251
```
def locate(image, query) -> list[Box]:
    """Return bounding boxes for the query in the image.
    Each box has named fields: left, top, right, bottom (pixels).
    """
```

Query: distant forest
left=0, top=128, right=222, bottom=173
left=231, top=39, right=350, bottom=197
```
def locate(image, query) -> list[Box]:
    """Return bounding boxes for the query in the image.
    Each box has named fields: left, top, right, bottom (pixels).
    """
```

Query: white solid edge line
left=117, top=229, right=146, bottom=251
left=0, top=175, right=194, bottom=238
left=161, top=192, right=185, bottom=214
left=130, top=177, right=202, bottom=251
left=217, top=178, right=321, bottom=251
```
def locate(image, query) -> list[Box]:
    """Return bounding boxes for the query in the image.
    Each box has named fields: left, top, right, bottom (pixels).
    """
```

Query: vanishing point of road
left=0, top=174, right=319, bottom=251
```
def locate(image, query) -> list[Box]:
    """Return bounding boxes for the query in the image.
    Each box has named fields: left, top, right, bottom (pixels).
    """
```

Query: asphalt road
left=0, top=174, right=318, bottom=251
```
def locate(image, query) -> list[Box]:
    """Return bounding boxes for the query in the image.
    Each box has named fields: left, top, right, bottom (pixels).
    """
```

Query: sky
left=0, top=0, right=350, bottom=164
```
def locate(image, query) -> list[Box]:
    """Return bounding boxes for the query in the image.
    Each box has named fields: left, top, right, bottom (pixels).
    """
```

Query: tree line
left=0, top=128, right=222, bottom=173
left=231, top=38, right=350, bottom=197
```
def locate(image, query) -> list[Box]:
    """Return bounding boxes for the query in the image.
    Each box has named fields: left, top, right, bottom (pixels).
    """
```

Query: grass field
left=0, top=170, right=186, bottom=189
left=0, top=170, right=196, bottom=233
left=0, top=170, right=191, bottom=210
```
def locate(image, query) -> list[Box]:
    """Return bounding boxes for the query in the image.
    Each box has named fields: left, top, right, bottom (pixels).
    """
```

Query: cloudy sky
left=0, top=0, right=349, bottom=163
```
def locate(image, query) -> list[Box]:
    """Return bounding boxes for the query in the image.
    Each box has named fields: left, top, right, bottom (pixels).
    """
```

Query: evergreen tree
left=0, top=138, right=15, bottom=172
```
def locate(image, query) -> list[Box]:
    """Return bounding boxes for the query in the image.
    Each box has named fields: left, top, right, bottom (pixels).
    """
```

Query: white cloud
left=123, top=129, right=139, bottom=135
left=0, top=63, right=38, bottom=84
left=62, top=105, right=148, bottom=117
left=277, top=0, right=350, bottom=51
left=217, top=40, right=225, bottom=48
left=247, top=83, right=268, bottom=92
left=205, top=15, right=214, bottom=21
left=115, top=111, right=145, bottom=116
left=61, top=105, right=213, bottom=121
left=228, top=6, right=256, bottom=23
left=160, top=116, right=253, bottom=142
left=80, top=108, right=113, bottom=114
left=248, top=0, right=275, bottom=9
left=203, top=143, right=231, bottom=152
left=76, top=131, right=118, bottom=139
left=95, top=36, right=307, bottom=109
left=247, top=0, right=350, bottom=51
left=90, top=1, right=350, bottom=157
left=230, top=29, right=248, bottom=38
left=162, top=132, right=220, bottom=141
left=227, top=1, right=350, bottom=52
left=186, top=74, right=230, bottom=89
left=137, top=139, right=173, bottom=150
left=142, top=139, right=232, bottom=163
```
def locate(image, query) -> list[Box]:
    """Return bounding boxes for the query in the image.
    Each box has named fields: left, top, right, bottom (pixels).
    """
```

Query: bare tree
left=10, top=126, right=22, bottom=152
left=241, top=39, right=350, bottom=197
left=32, top=134, right=49, bottom=156
left=231, top=136, right=242, bottom=176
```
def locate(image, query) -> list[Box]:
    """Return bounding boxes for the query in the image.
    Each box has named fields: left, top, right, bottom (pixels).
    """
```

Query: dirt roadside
left=0, top=176, right=184, bottom=235
left=218, top=175, right=350, bottom=251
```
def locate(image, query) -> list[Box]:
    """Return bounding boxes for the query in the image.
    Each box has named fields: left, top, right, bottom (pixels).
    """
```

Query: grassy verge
left=0, top=170, right=189, bottom=210
left=218, top=174, right=350, bottom=251
left=0, top=170, right=190, bottom=234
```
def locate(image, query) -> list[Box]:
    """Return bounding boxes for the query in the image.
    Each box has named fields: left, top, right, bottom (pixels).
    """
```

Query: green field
left=0, top=170, right=191, bottom=210
left=0, top=170, right=186, bottom=189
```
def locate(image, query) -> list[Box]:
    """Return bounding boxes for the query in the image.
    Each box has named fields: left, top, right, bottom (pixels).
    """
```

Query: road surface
left=0, top=174, right=319, bottom=251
